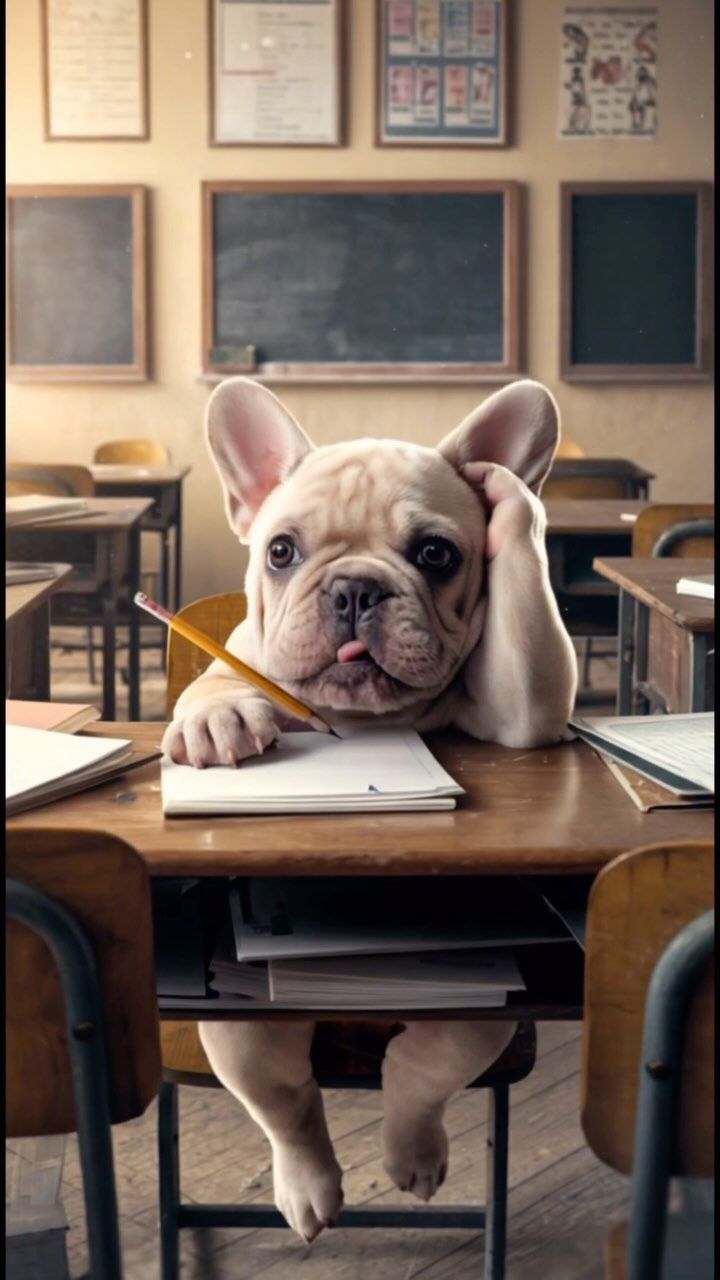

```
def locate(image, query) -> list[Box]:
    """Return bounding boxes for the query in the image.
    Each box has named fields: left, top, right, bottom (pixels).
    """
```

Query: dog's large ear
left=205, top=377, right=314, bottom=541
left=437, top=380, right=560, bottom=495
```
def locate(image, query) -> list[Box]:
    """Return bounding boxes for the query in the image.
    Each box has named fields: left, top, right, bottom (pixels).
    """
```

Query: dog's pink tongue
left=336, top=640, right=368, bottom=663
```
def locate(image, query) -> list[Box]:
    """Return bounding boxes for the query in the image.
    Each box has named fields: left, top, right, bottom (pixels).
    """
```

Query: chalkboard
left=202, top=182, right=520, bottom=379
left=560, top=183, right=711, bottom=382
left=7, top=185, right=148, bottom=382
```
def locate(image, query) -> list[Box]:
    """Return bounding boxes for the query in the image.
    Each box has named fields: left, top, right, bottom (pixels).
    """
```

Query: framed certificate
left=209, top=0, right=346, bottom=146
left=42, top=0, right=149, bottom=141
left=377, top=0, right=510, bottom=146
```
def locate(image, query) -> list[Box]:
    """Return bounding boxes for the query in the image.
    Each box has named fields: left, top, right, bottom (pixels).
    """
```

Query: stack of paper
left=676, top=573, right=714, bottom=602
left=161, top=728, right=465, bottom=815
left=6, top=495, right=90, bottom=527
left=6, top=725, right=159, bottom=816
left=570, top=712, right=714, bottom=800
left=210, top=947, right=525, bottom=1010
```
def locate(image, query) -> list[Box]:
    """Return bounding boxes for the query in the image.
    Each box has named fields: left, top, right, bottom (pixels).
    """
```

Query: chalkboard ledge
left=198, top=368, right=520, bottom=387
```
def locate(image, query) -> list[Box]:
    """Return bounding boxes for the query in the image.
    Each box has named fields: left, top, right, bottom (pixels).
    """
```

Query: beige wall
left=7, top=0, right=714, bottom=601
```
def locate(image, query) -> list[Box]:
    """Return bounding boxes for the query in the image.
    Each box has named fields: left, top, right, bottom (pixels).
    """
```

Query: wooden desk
left=593, top=557, right=715, bottom=715
left=5, top=499, right=153, bottom=720
left=546, top=459, right=654, bottom=499
left=90, top=465, right=191, bottom=610
left=543, top=501, right=653, bottom=641
left=6, top=565, right=73, bottom=699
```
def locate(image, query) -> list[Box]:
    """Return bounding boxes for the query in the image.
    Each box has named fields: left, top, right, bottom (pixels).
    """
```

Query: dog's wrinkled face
left=245, top=439, right=487, bottom=713
left=205, top=377, right=559, bottom=716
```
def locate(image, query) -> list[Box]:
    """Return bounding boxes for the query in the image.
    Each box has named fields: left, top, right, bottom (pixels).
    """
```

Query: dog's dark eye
left=413, top=537, right=460, bottom=575
left=267, top=535, right=301, bottom=570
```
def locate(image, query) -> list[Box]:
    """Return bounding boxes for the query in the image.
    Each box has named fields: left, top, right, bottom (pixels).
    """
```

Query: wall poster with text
left=559, top=6, right=658, bottom=138
left=378, top=0, right=508, bottom=145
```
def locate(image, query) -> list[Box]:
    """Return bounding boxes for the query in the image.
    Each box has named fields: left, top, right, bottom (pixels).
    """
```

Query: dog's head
left=206, top=378, right=559, bottom=716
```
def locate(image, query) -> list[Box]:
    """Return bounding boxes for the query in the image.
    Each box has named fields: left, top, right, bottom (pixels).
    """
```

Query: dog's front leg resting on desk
left=381, top=1021, right=517, bottom=1198
left=199, top=1020, right=343, bottom=1241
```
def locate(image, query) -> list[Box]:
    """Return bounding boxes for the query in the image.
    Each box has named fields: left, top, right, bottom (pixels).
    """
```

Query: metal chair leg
left=484, top=1084, right=509, bottom=1280
left=87, top=626, right=97, bottom=684
left=158, top=1082, right=181, bottom=1280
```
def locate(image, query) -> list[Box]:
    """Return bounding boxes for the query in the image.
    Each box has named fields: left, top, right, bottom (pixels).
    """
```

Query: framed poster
left=558, top=6, right=658, bottom=139
left=377, top=0, right=509, bottom=146
left=42, top=0, right=149, bottom=141
left=560, top=182, right=712, bottom=383
left=209, top=0, right=346, bottom=146
left=7, top=185, right=149, bottom=382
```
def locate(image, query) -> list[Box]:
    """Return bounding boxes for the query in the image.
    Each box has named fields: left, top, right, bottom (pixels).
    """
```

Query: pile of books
left=570, top=712, right=714, bottom=812
left=207, top=876, right=575, bottom=1012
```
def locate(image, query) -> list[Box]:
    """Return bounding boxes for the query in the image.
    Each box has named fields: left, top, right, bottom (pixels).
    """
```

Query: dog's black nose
left=328, top=577, right=390, bottom=625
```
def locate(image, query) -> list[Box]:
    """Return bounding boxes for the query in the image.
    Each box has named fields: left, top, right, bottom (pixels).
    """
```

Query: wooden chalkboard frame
left=41, top=0, right=150, bottom=142
left=6, top=184, right=149, bottom=383
left=560, top=182, right=713, bottom=384
left=201, top=180, right=521, bottom=382
left=208, top=0, right=347, bottom=148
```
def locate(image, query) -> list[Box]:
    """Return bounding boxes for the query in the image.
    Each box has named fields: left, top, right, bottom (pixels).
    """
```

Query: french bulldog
left=162, top=376, right=577, bottom=1242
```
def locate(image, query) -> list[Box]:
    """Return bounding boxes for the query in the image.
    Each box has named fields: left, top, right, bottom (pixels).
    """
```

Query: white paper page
left=161, top=729, right=463, bottom=808
left=676, top=574, right=714, bottom=599
left=6, top=726, right=132, bottom=801
left=575, top=713, right=714, bottom=793
left=273, top=949, right=525, bottom=992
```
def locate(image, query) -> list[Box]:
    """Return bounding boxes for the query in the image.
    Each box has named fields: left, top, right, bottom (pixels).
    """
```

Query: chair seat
left=161, top=1018, right=536, bottom=1091
left=605, top=1213, right=715, bottom=1280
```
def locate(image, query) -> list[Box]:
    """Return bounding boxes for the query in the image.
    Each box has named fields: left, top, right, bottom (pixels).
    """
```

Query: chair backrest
left=6, top=829, right=162, bottom=1138
left=632, top=504, right=715, bottom=558
left=7, top=463, right=95, bottom=498
left=581, top=841, right=714, bottom=1179
left=555, top=440, right=587, bottom=459
left=166, top=591, right=248, bottom=715
left=94, top=439, right=170, bottom=465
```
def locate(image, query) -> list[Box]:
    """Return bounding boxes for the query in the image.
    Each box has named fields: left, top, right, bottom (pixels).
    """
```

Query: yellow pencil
left=134, top=592, right=339, bottom=737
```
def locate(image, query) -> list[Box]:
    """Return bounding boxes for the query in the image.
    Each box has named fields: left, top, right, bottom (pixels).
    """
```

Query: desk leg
left=128, top=526, right=141, bottom=721
left=173, top=485, right=183, bottom=611
left=617, top=589, right=635, bottom=715
left=690, top=634, right=712, bottom=712
left=634, top=603, right=650, bottom=715
left=102, top=591, right=117, bottom=721
left=161, top=530, right=171, bottom=608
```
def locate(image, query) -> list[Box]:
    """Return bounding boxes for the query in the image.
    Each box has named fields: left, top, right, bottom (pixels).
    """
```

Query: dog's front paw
left=161, top=692, right=281, bottom=768
left=462, top=460, right=545, bottom=560
left=382, top=1104, right=449, bottom=1202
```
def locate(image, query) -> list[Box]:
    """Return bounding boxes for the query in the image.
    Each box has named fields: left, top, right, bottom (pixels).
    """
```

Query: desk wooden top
left=593, top=558, right=715, bottom=632
left=5, top=565, right=73, bottom=622
left=6, top=497, right=154, bottom=533
left=549, top=458, right=655, bottom=481
left=544, top=499, right=651, bottom=534
left=7, top=722, right=712, bottom=878
left=90, top=464, right=191, bottom=486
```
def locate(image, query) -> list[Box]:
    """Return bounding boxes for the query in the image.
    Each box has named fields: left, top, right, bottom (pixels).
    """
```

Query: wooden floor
left=7, top=1024, right=629, bottom=1280
left=7, top=638, right=625, bottom=1277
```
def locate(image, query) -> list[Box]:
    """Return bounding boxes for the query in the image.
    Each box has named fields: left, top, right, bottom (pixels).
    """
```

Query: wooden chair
left=7, top=463, right=95, bottom=498
left=632, top=504, right=715, bottom=559
left=554, top=440, right=587, bottom=459
left=159, top=591, right=538, bottom=1280
left=6, top=829, right=162, bottom=1280
left=94, top=439, right=170, bottom=466
left=581, top=841, right=714, bottom=1280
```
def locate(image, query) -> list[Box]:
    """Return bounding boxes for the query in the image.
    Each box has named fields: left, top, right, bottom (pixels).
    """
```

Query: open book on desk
left=6, top=495, right=90, bottom=527
left=6, top=725, right=160, bottom=816
left=676, top=573, right=714, bottom=601
left=570, top=712, right=714, bottom=798
left=161, top=728, right=464, bottom=815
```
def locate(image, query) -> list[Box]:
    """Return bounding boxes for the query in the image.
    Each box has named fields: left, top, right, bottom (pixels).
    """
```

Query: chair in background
left=94, top=439, right=170, bottom=466
left=581, top=841, right=714, bottom=1279
left=555, top=440, right=587, bottom=459
left=632, top=504, right=715, bottom=559
left=159, top=591, right=537, bottom=1280
left=6, top=462, right=105, bottom=684
left=6, top=829, right=162, bottom=1280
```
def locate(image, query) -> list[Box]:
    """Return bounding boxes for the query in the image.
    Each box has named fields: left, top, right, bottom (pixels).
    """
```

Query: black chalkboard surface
left=202, top=182, right=521, bottom=380
left=7, top=185, right=148, bottom=382
left=560, top=183, right=711, bottom=382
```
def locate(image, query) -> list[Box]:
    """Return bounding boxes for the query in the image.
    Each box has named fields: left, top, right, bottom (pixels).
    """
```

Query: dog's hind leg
left=199, top=1019, right=343, bottom=1241
left=381, top=1020, right=516, bottom=1201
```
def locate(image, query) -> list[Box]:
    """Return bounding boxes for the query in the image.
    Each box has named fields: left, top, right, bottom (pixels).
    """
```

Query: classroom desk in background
left=5, top=499, right=153, bottom=722
left=6, top=564, right=73, bottom=701
left=593, top=557, right=715, bottom=715
left=545, top=458, right=654, bottom=499
left=7, top=721, right=713, bottom=1023
left=90, top=464, right=191, bottom=610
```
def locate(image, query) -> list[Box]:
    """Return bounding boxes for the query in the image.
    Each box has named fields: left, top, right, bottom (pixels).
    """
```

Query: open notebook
left=570, top=712, right=714, bottom=797
left=161, top=728, right=464, bottom=815
left=6, top=725, right=158, bottom=816
left=6, top=495, right=90, bottom=527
